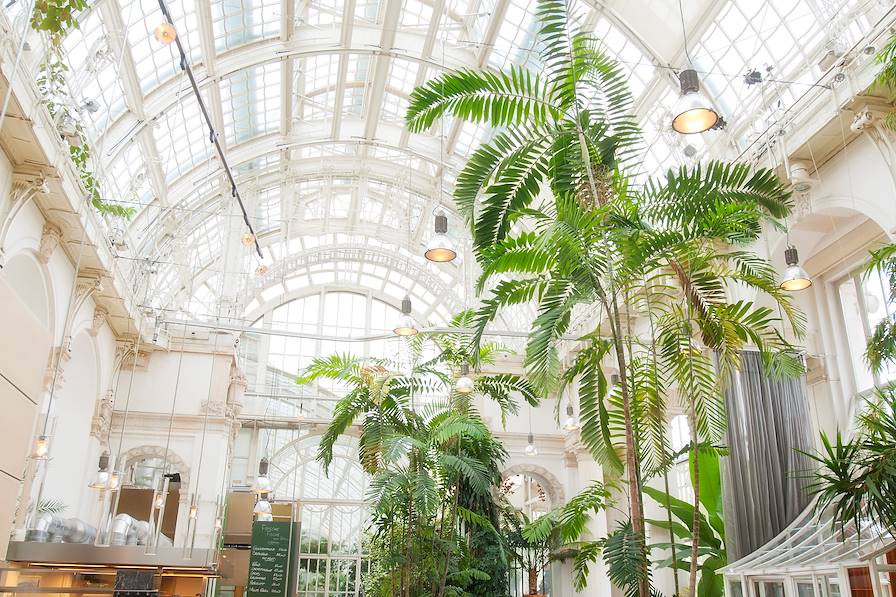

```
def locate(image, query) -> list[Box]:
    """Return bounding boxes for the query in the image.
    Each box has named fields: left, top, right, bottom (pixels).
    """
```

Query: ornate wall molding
left=36, top=222, right=63, bottom=264
left=43, top=344, right=72, bottom=390
left=90, top=391, right=114, bottom=445
left=88, top=306, right=108, bottom=337
left=502, top=463, right=566, bottom=506
left=0, top=174, right=51, bottom=266
left=121, top=444, right=191, bottom=495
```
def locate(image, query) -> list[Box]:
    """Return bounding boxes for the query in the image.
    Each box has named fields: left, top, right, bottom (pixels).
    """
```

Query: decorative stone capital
left=229, top=371, right=248, bottom=391
left=850, top=109, right=874, bottom=132
left=88, top=306, right=108, bottom=337
left=90, top=391, right=114, bottom=443
left=43, top=344, right=72, bottom=391
left=75, top=273, right=104, bottom=300
left=201, top=398, right=242, bottom=419
left=37, top=222, right=62, bottom=264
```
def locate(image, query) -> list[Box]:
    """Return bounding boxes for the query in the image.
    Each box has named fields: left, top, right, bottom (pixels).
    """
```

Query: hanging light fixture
left=255, top=263, right=268, bottom=276
left=454, top=364, right=474, bottom=394
left=88, top=451, right=112, bottom=489
left=240, top=231, right=256, bottom=247
left=30, top=435, right=50, bottom=460
left=188, top=504, right=199, bottom=520
left=252, top=457, right=272, bottom=494
left=672, top=69, right=719, bottom=134
left=671, top=0, right=718, bottom=134
left=524, top=433, right=538, bottom=456
left=393, top=296, right=418, bottom=336
left=153, top=22, right=177, bottom=45
left=253, top=498, right=273, bottom=522
left=563, top=403, right=580, bottom=431
left=424, top=210, right=457, bottom=262
left=779, top=246, right=812, bottom=291
left=107, top=470, right=121, bottom=491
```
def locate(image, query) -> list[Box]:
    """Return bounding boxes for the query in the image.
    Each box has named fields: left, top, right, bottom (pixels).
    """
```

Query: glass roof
left=2, top=0, right=879, bottom=321
left=723, top=499, right=896, bottom=575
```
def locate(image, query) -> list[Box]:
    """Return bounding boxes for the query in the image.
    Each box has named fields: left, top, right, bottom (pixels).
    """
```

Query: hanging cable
left=154, top=0, right=264, bottom=259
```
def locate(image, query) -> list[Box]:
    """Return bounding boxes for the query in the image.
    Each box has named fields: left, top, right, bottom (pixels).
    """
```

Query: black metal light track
left=155, top=0, right=264, bottom=259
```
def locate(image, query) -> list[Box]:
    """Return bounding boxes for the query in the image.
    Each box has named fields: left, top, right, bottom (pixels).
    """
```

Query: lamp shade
left=562, top=404, right=580, bottom=431
left=30, top=435, right=50, bottom=460
left=253, top=457, right=272, bottom=494
left=672, top=69, right=719, bottom=134
left=779, top=246, right=812, bottom=291
left=524, top=433, right=538, bottom=456
left=424, top=212, right=457, bottom=262
left=454, top=364, right=474, bottom=394
left=89, top=452, right=112, bottom=489
left=393, top=296, right=418, bottom=336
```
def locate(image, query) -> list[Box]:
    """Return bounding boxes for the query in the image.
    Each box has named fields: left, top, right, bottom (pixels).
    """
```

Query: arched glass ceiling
left=1, top=0, right=881, bottom=319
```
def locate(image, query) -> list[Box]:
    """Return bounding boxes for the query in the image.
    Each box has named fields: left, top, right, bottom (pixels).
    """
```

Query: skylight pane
left=489, top=0, right=537, bottom=69
left=221, top=62, right=282, bottom=145
left=154, top=94, right=214, bottom=181
left=691, top=0, right=826, bottom=139
left=302, top=0, right=343, bottom=27
left=122, top=0, right=201, bottom=93
left=61, top=9, right=128, bottom=136
left=211, top=0, right=280, bottom=51
left=400, top=0, right=432, bottom=28
left=103, top=141, right=153, bottom=211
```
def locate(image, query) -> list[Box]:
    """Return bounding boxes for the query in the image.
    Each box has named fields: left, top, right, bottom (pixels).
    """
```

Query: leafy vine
left=32, top=1, right=134, bottom=219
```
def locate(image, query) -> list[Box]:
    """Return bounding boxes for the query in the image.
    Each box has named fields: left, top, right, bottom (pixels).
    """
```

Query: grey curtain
left=722, top=351, right=814, bottom=561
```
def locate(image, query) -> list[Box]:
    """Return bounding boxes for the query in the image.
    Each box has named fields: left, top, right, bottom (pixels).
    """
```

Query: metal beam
left=361, top=0, right=404, bottom=140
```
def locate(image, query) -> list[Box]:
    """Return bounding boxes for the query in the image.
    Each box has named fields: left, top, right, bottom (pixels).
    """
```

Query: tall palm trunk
left=575, top=124, right=650, bottom=597
left=687, top=410, right=700, bottom=597
left=607, top=298, right=649, bottom=597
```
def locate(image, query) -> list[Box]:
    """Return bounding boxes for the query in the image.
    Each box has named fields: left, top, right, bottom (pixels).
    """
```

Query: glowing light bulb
left=454, top=364, right=474, bottom=394
left=424, top=211, right=457, bottom=262
left=393, top=296, right=418, bottom=336
left=240, top=232, right=256, bottom=247
left=188, top=504, right=199, bottom=520
left=153, top=22, right=177, bottom=45
left=524, top=433, right=538, bottom=456
left=779, top=246, right=812, bottom=292
left=255, top=263, right=268, bottom=276
left=671, top=69, right=719, bottom=134
left=31, top=435, right=50, bottom=460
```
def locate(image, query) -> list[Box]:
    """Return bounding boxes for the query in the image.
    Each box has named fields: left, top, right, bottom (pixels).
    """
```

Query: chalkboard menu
left=247, top=521, right=297, bottom=597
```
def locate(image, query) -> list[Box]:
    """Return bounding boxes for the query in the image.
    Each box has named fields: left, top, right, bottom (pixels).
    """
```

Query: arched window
left=262, top=433, right=368, bottom=597
left=241, top=290, right=405, bottom=419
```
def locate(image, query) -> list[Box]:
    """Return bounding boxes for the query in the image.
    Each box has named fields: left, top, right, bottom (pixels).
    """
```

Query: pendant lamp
left=424, top=210, right=457, bottom=262
left=252, top=457, right=272, bottom=495
left=779, top=246, right=812, bottom=291
left=524, top=433, right=538, bottom=456
left=455, top=364, right=474, bottom=394
left=393, top=296, right=418, bottom=336
left=672, top=69, right=719, bottom=134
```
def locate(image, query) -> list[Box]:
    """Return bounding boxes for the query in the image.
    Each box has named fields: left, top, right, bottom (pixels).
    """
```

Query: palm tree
left=297, top=321, right=537, bottom=597
left=405, top=0, right=804, bottom=595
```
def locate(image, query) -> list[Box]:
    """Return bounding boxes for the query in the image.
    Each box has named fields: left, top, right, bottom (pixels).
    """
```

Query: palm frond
left=405, top=66, right=560, bottom=133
